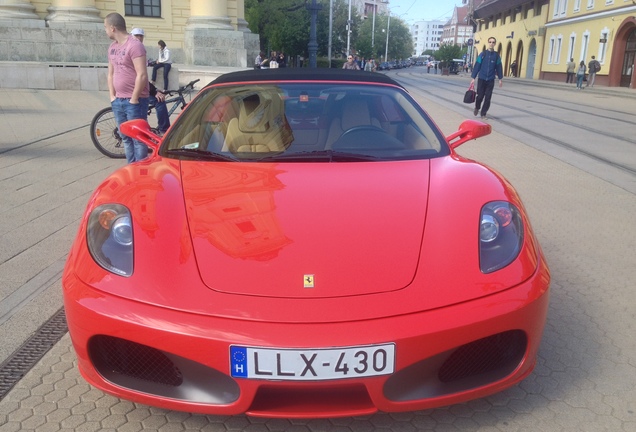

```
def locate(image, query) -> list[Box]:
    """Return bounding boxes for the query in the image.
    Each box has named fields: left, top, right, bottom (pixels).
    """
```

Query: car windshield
left=160, top=82, right=448, bottom=162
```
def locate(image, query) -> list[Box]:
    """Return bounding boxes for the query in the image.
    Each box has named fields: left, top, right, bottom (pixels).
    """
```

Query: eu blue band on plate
left=230, top=346, right=248, bottom=377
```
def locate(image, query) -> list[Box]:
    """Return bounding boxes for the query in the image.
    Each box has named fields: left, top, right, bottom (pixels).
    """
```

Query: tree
left=435, top=44, right=463, bottom=66
left=244, top=0, right=412, bottom=63
left=357, top=14, right=412, bottom=61
left=245, top=0, right=312, bottom=56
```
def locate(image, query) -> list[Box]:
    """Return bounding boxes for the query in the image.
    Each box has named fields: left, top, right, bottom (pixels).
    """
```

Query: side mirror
left=119, top=119, right=161, bottom=151
left=445, top=119, right=491, bottom=149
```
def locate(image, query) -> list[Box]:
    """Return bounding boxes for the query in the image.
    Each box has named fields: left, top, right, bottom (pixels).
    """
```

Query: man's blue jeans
left=112, top=97, right=149, bottom=163
left=150, top=96, right=170, bottom=133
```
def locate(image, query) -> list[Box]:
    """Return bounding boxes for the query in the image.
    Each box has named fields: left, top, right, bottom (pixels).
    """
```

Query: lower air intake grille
left=438, top=330, right=526, bottom=383
left=89, top=335, right=183, bottom=387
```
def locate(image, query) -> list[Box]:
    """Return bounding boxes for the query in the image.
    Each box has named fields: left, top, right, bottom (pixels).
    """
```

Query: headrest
left=237, top=92, right=284, bottom=133
left=341, top=98, right=371, bottom=130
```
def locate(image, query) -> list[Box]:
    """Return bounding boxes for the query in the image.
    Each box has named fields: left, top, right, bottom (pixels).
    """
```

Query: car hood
left=181, top=160, right=430, bottom=298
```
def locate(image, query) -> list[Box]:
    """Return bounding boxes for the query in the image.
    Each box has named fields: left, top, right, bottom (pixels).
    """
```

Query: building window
left=568, top=34, right=576, bottom=60
left=586, top=0, right=594, bottom=9
left=574, top=0, right=581, bottom=11
left=559, top=0, right=568, bottom=15
left=580, top=32, right=589, bottom=61
left=554, top=36, right=563, bottom=63
left=125, top=0, right=161, bottom=17
left=548, top=36, right=555, bottom=64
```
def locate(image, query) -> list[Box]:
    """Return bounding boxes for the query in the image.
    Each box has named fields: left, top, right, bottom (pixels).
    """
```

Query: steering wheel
left=340, top=125, right=386, bottom=138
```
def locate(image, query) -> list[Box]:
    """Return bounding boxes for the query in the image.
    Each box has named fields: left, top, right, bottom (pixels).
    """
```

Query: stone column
left=45, top=0, right=102, bottom=22
left=0, top=0, right=39, bottom=19
left=187, top=0, right=233, bottom=30
left=184, top=0, right=258, bottom=67
left=232, top=0, right=249, bottom=32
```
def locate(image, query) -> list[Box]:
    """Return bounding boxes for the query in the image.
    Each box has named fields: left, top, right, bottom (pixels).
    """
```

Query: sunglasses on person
left=348, top=56, right=353, bottom=59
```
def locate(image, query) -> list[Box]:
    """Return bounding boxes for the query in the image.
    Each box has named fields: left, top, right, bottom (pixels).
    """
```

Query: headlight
left=479, top=201, right=523, bottom=273
left=87, top=204, right=133, bottom=276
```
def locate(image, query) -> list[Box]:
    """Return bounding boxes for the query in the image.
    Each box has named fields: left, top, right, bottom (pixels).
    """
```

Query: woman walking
left=575, top=60, right=586, bottom=90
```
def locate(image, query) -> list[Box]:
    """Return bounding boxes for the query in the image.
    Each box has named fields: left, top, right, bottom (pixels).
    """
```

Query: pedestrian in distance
left=131, top=28, right=170, bottom=135
left=587, top=56, right=601, bottom=87
left=342, top=55, right=360, bottom=70
left=470, top=37, right=503, bottom=120
left=509, top=60, right=517, bottom=77
left=576, top=61, right=586, bottom=90
left=104, top=13, right=149, bottom=163
left=254, top=52, right=263, bottom=70
left=277, top=52, right=287, bottom=68
left=151, top=40, right=172, bottom=91
left=566, top=58, right=576, bottom=83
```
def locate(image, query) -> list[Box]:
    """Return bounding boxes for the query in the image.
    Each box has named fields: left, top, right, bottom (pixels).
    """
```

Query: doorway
left=526, top=39, right=536, bottom=79
left=620, top=29, right=636, bottom=87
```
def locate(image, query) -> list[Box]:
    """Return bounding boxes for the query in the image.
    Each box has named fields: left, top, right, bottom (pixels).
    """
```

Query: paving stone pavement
left=0, top=79, right=635, bottom=431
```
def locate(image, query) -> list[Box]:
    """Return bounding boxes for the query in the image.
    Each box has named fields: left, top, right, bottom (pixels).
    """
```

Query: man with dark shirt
left=470, top=37, right=504, bottom=120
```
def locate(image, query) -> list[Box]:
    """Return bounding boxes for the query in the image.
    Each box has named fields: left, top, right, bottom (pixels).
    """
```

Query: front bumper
left=63, top=260, right=549, bottom=418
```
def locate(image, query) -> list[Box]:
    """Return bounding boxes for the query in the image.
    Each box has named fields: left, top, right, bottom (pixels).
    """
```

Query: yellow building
left=469, top=0, right=636, bottom=88
left=543, top=0, right=636, bottom=88
left=471, top=0, right=551, bottom=79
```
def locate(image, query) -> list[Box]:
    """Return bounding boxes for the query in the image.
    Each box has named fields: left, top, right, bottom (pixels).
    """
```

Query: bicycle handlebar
left=161, top=79, right=200, bottom=97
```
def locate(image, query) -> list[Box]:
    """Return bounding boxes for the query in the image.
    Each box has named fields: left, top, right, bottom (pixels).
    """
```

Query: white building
left=411, top=20, right=446, bottom=56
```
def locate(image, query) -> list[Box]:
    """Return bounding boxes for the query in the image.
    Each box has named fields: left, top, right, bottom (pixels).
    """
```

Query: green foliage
left=435, top=44, right=464, bottom=66
left=245, top=0, right=413, bottom=62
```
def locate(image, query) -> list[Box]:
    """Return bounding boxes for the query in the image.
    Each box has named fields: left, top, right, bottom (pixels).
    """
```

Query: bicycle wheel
left=90, top=107, right=126, bottom=159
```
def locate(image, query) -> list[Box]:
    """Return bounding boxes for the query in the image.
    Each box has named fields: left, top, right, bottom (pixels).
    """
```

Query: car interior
left=165, top=83, right=444, bottom=160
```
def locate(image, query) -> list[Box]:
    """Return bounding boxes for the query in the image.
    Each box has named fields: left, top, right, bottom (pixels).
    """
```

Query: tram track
left=392, top=71, right=636, bottom=176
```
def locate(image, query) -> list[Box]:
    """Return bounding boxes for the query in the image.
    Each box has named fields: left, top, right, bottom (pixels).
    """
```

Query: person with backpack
left=587, top=56, right=601, bottom=87
left=470, top=37, right=504, bottom=120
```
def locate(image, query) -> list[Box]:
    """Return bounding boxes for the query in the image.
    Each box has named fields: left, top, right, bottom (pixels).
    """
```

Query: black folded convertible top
left=207, top=68, right=404, bottom=89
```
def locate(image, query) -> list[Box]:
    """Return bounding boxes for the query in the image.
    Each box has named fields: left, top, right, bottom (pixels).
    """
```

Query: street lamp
left=372, top=0, right=376, bottom=48
left=328, top=0, right=333, bottom=66
left=346, top=0, right=352, bottom=55
left=384, top=6, right=399, bottom=63
left=384, top=12, right=391, bottom=62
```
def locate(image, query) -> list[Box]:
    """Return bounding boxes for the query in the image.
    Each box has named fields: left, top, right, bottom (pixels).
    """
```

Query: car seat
left=224, top=91, right=293, bottom=156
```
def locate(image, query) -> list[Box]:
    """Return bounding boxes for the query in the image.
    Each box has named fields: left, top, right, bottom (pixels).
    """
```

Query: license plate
left=230, top=343, right=395, bottom=381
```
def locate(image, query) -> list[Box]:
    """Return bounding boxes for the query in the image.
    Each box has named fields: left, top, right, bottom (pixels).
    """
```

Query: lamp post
left=346, top=0, right=352, bottom=55
left=371, top=0, right=376, bottom=48
left=384, top=11, right=391, bottom=62
left=328, top=0, right=333, bottom=67
left=307, top=0, right=321, bottom=68
left=384, top=6, right=399, bottom=63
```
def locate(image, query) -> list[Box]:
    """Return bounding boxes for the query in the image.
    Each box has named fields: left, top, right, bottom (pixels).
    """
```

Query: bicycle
left=90, top=79, right=200, bottom=158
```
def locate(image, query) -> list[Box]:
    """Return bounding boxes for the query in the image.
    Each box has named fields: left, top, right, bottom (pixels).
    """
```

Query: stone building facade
left=0, top=0, right=259, bottom=67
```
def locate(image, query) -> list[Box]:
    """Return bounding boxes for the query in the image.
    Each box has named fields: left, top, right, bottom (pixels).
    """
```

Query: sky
left=385, top=0, right=463, bottom=23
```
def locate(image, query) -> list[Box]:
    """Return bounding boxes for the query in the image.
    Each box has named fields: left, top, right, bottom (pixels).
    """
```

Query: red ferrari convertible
left=63, top=68, right=550, bottom=418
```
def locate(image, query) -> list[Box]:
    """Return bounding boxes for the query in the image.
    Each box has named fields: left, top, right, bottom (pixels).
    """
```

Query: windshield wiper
left=254, top=150, right=381, bottom=162
left=166, top=148, right=238, bottom=161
